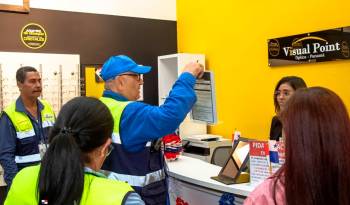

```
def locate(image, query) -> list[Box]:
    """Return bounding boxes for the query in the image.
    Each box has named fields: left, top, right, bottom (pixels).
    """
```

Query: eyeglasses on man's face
left=118, top=73, right=142, bottom=81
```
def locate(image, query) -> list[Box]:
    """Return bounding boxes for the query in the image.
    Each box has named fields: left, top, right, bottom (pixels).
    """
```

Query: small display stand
left=211, top=139, right=250, bottom=185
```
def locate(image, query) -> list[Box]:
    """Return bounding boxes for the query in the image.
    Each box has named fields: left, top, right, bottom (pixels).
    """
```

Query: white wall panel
left=0, top=52, right=80, bottom=114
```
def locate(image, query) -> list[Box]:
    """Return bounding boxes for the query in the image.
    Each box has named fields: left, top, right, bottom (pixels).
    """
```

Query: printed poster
left=249, top=141, right=270, bottom=184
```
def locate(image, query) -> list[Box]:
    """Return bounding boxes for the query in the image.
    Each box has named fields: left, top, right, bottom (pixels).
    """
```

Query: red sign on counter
left=249, top=141, right=270, bottom=184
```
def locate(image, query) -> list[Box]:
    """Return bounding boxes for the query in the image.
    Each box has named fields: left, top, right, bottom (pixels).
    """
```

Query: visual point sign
left=268, top=27, right=350, bottom=66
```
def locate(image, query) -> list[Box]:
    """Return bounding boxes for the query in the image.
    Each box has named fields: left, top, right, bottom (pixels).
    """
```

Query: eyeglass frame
left=118, top=73, right=143, bottom=81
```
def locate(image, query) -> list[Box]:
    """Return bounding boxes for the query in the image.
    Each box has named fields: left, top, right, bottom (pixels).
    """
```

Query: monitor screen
left=190, top=71, right=217, bottom=124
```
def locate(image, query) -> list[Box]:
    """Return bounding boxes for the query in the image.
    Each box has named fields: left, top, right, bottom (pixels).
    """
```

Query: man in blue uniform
left=0, top=66, right=55, bottom=193
left=99, top=55, right=203, bottom=205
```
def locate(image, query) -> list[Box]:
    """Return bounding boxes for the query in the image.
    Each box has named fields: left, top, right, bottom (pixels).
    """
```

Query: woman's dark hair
left=38, top=97, right=114, bottom=205
left=273, top=76, right=307, bottom=113
left=274, top=87, right=350, bottom=205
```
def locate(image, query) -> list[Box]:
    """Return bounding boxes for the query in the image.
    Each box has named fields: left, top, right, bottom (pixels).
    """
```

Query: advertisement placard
left=268, top=27, right=350, bottom=66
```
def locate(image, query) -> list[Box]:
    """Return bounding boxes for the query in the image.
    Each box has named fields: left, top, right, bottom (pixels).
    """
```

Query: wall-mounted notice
left=268, top=26, right=350, bottom=66
left=191, top=71, right=217, bottom=124
left=249, top=141, right=270, bottom=185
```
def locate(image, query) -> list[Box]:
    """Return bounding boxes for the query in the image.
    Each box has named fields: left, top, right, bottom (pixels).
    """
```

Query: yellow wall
left=177, top=0, right=350, bottom=140
left=85, top=67, right=104, bottom=98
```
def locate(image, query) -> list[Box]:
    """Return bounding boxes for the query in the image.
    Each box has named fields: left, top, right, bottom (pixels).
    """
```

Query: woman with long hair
left=5, top=97, right=144, bottom=205
left=246, top=87, right=350, bottom=205
left=270, top=76, right=307, bottom=141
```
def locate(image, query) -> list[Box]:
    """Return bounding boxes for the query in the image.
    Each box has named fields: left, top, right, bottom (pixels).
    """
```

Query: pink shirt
left=244, top=177, right=286, bottom=205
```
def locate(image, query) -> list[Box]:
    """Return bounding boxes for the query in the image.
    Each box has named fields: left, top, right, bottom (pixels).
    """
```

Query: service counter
left=167, top=155, right=256, bottom=205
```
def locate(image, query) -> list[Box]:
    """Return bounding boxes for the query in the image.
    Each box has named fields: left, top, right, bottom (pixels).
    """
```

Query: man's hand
left=182, top=62, right=204, bottom=79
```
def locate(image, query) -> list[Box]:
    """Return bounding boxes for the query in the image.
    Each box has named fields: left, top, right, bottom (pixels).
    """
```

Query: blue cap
left=100, top=55, right=152, bottom=81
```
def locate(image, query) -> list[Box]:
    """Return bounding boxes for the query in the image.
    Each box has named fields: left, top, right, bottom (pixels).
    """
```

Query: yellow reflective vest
left=3, top=99, right=55, bottom=164
left=5, top=165, right=134, bottom=205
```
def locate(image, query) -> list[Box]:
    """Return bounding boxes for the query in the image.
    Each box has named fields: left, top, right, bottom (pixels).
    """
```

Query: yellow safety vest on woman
left=4, top=165, right=134, bottom=205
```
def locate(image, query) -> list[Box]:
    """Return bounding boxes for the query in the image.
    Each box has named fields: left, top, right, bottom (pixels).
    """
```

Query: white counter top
left=167, top=155, right=256, bottom=197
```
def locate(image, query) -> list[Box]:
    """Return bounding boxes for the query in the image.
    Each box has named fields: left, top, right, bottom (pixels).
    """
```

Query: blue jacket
left=0, top=98, right=50, bottom=188
left=108, top=72, right=197, bottom=152
left=101, top=72, right=197, bottom=205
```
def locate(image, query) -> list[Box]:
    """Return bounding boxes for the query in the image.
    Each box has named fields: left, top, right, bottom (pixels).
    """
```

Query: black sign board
left=268, top=27, right=350, bottom=66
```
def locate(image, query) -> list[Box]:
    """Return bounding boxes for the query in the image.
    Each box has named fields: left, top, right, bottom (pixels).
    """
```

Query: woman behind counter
left=5, top=97, right=144, bottom=205
left=270, top=76, right=306, bottom=140
left=245, top=87, right=350, bottom=205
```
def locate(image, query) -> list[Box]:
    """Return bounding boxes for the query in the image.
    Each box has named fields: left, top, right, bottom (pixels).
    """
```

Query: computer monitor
left=190, top=71, right=217, bottom=124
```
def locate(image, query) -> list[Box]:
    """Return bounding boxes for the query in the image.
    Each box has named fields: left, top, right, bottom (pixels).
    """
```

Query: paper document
left=191, top=71, right=217, bottom=124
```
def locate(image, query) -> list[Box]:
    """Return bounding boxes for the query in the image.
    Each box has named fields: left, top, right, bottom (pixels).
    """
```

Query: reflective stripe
left=42, top=120, right=54, bottom=128
left=112, top=133, right=121, bottom=144
left=16, top=129, right=35, bottom=139
left=15, top=153, right=41, bottom=163
left=112, top=132, right=152, bottom=147
left=103, top=169, right=166, bottom=187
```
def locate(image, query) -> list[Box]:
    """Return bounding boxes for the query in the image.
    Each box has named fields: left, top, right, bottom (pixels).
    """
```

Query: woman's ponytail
left=38, top=129, right=84, bottom=205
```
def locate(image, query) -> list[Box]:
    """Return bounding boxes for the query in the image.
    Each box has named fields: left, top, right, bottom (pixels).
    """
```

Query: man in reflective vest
left=99, top=55, right=203, bottom=205
left=0, top=66, right=55, bottom=191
